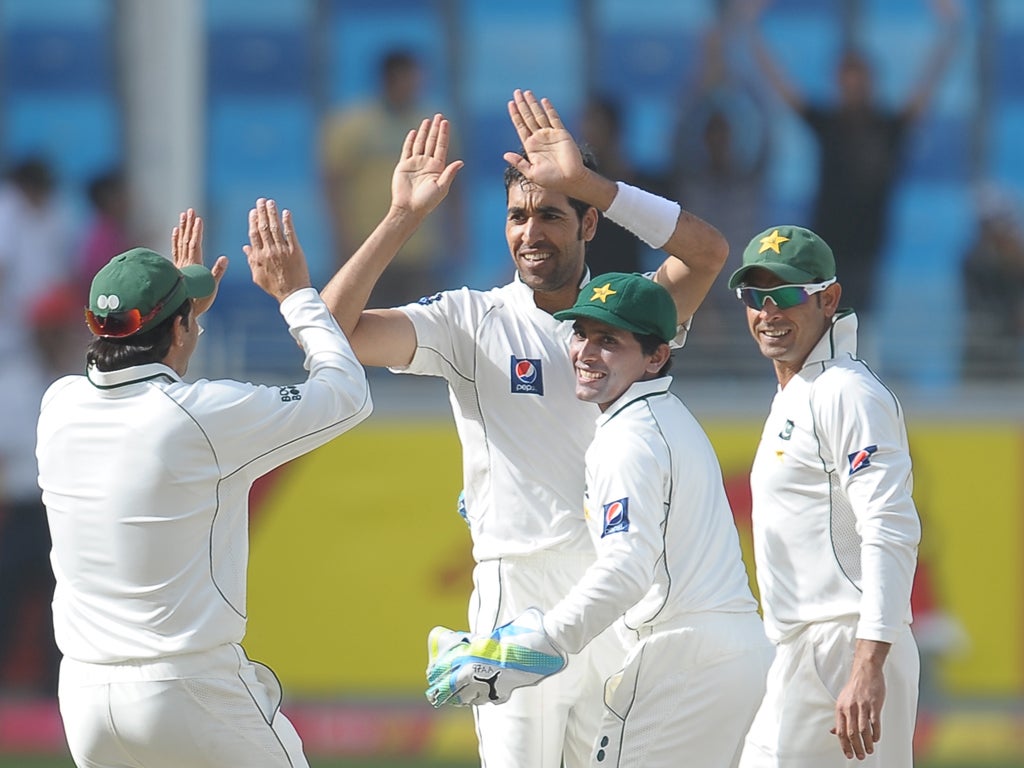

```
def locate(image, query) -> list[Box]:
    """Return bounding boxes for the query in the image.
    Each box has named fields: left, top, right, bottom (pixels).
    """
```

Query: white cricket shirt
left=542, top=376, right=758, bottom=654
left=395, top=276, right=600, bottom=561
left=749, top=311, right=920, bottom=644
left=36, top=288, right=372, bottom=663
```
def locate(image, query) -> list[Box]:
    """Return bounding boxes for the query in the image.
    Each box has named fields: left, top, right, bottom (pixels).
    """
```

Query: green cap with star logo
left=554, top=271, right=677, bottom=343
left=728, top=225, right=836, bottom=289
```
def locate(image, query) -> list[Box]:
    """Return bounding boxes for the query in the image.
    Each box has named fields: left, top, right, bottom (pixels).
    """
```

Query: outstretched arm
left=319, top=114, right=463, bottom=367
left=503, top=89, right=727, bottom=325
left=746, top=0, right=807, bottom=113
left=903, top=0, right=961, bottom=121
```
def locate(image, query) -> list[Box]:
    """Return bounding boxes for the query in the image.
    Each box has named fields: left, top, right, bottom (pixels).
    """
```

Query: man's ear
left=581, top=205, right=600, bottom=243
left=822, top=282, right=843, bottom=318
left=645, top=342, right=672, bottom=375
left=171, top=314, right=189, bottom=347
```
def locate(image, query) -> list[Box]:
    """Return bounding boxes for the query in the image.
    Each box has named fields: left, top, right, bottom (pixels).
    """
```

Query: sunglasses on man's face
left=735, top=277, right=837, bottom=311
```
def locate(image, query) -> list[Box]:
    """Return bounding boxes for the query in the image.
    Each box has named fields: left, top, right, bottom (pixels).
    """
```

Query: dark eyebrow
left=507, top=204, right=568, bottom=218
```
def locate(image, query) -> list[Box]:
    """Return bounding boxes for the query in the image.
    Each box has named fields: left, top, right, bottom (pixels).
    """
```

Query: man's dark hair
left=635, top=332, right=673, bottom=377
left=87, top=169, right=124, bottom=212
left=503, top=143, right=599, bottom=224
left=381, top=49, right=419, bottom=79
left=86, top=300, right=191, bottom=372
left=7, top=156, right=55, bottom=198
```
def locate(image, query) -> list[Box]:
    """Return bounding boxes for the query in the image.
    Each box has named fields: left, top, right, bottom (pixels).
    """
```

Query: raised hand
left=242, top=198, right=312, bottom=303
left=171, top=208, right=228, bottom=317
left=391, top=113, right=463, bottom=220
left=503, top=89, right=586, bottom=194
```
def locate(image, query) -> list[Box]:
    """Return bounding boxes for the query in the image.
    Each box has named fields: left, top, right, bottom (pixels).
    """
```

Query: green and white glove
left=425, top=607, right=567, bottom=708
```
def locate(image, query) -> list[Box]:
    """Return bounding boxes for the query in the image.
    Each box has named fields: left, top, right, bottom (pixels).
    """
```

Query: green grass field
left=0, top=758, right=1020, bottom=768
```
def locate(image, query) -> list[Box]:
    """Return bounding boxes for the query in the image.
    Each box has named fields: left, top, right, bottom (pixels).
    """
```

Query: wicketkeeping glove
left=425, top=607, right=567, bottom=708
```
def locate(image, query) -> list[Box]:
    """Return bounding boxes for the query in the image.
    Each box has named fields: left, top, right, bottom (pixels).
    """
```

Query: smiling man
left=729, top=226, right=922, bottom=767
left=427, top=272, right=772, bottom=767
left=320, top=91, right=728, bottom=768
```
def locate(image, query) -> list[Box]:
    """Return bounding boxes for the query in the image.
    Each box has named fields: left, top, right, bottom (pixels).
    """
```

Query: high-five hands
left=391, top=113, right=463, bottom=221
left=503, top=89, right=587, bottom=195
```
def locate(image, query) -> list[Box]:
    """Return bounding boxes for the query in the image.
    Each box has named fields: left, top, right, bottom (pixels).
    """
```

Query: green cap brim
left=727, top=262, right=821, bottom=290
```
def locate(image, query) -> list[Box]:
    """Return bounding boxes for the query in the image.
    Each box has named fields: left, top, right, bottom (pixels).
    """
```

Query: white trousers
left=739, top=619, right=920, bottom=768
left=59, top=643, right=308, bottom=768
left=469, top=552, right=624, bottom=768
left=594, top=611, right=774, bottom=768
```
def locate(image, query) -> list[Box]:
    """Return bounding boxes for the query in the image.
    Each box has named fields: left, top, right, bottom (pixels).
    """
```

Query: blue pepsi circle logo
left=605, top=501, right=625, bottom=526
left=515, top=360, right=537, bottom=384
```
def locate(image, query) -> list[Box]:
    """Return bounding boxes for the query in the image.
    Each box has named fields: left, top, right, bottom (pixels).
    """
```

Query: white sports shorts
left=58, top=643, right=308, bottom=768
left=739, top=619, right=920, bottom=768
left=593, top=610, right=774, bottom=768
left=469, top=550, right=625, bottom=768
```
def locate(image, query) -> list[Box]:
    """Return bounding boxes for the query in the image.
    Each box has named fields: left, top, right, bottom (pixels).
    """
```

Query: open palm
left=391, top=113, right=463, bottom=218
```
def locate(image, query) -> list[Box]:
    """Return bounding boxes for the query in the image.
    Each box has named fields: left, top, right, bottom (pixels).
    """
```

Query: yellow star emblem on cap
left=590, top=283, right=617, bottom=303
left=759, top=229, right=790, bottom=254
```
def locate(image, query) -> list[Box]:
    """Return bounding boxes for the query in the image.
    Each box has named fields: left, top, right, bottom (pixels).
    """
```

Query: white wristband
left=603, top=181, right=681, bottom=249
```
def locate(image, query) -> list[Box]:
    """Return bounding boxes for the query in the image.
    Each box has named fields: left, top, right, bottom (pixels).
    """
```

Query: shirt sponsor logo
left=278, top=385, right=301, bottom=402
left=601, top=497, right=630, bottom=537
left=510, top=356, right=544, bottom=395
left=848, top=444, right=878, bottom=475
left=417, top=292, right=443, bottom=305
left=779, top=419, right=795, bottom=440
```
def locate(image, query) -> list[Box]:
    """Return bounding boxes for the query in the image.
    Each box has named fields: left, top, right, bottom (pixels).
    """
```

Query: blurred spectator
left=669, top=9, right=772, bottom=376
left=578, top=94, right=661, bottom=276
left=0, top=156, right=74, bottom=696
left=752, top=0, right=960, bottom=328
left=960, top=184, right=1024, bottom=379
left=76, top=168, right=133, bottom=291
left=320, top=48, right=463, bottom=306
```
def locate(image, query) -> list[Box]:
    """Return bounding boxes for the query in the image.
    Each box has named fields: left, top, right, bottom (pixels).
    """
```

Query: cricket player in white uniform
left=36, top=202, right=372, bottom=768
left=319, top=91, right=728, bottom=767
left=426, top=272, right=774, bottom=768
left=729, top=226, right=921, bottom=766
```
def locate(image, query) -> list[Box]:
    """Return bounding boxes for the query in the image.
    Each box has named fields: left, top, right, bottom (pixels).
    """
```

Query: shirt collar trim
left=87, top=362, right=181, bottom=390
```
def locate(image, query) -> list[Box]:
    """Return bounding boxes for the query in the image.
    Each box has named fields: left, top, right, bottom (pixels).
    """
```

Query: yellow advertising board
left=245, top=418, right=1023, bottom=698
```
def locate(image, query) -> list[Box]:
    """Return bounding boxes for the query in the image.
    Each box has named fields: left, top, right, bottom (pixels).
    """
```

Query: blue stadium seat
left=902, top=115, right=972, bottom=183
left=207, top=100, right=317, bottom=188
left=460, top=0, right=583, bottom=116
left=876, top=182, right=972, bottom=387
left=207, top=28, right=313, bottom=98
left=3, top=25, right=112, bottom=92
left=323, top=1, right=449, bottom=106
left=1, top=0, right=109, bottom=24
left=987, top=103, right=1024, bottom=189
left=5, top=95, right=120, bottom=187
left=0, top=6, right=121, bottom=191
left=759, top=12, right=844, bottom=104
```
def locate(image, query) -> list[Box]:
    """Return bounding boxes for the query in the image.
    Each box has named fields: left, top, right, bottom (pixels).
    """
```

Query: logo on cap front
left=95, top=294, right=121, bottom=311
left=510, top=356, right=544, bottom=395
left=758, top=229, right=790, bottom=254
left=589, top=283, right=617, bottom=303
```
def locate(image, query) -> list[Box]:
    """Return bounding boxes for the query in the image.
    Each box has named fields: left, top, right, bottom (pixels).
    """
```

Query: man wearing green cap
left=426, top=272, right=772, bottom=767
left=36, top=201, right=372, bottom=768
left=319, top=92, right=729, bottom=766
left=729, top=225, right=921, bottom=766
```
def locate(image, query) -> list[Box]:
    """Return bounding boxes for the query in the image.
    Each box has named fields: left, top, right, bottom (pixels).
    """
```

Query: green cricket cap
left=554, top=271, right=677, bottom=343
left=728, top=225, right=836, bottom=289
left=88, top=247, right=215, bottom=336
